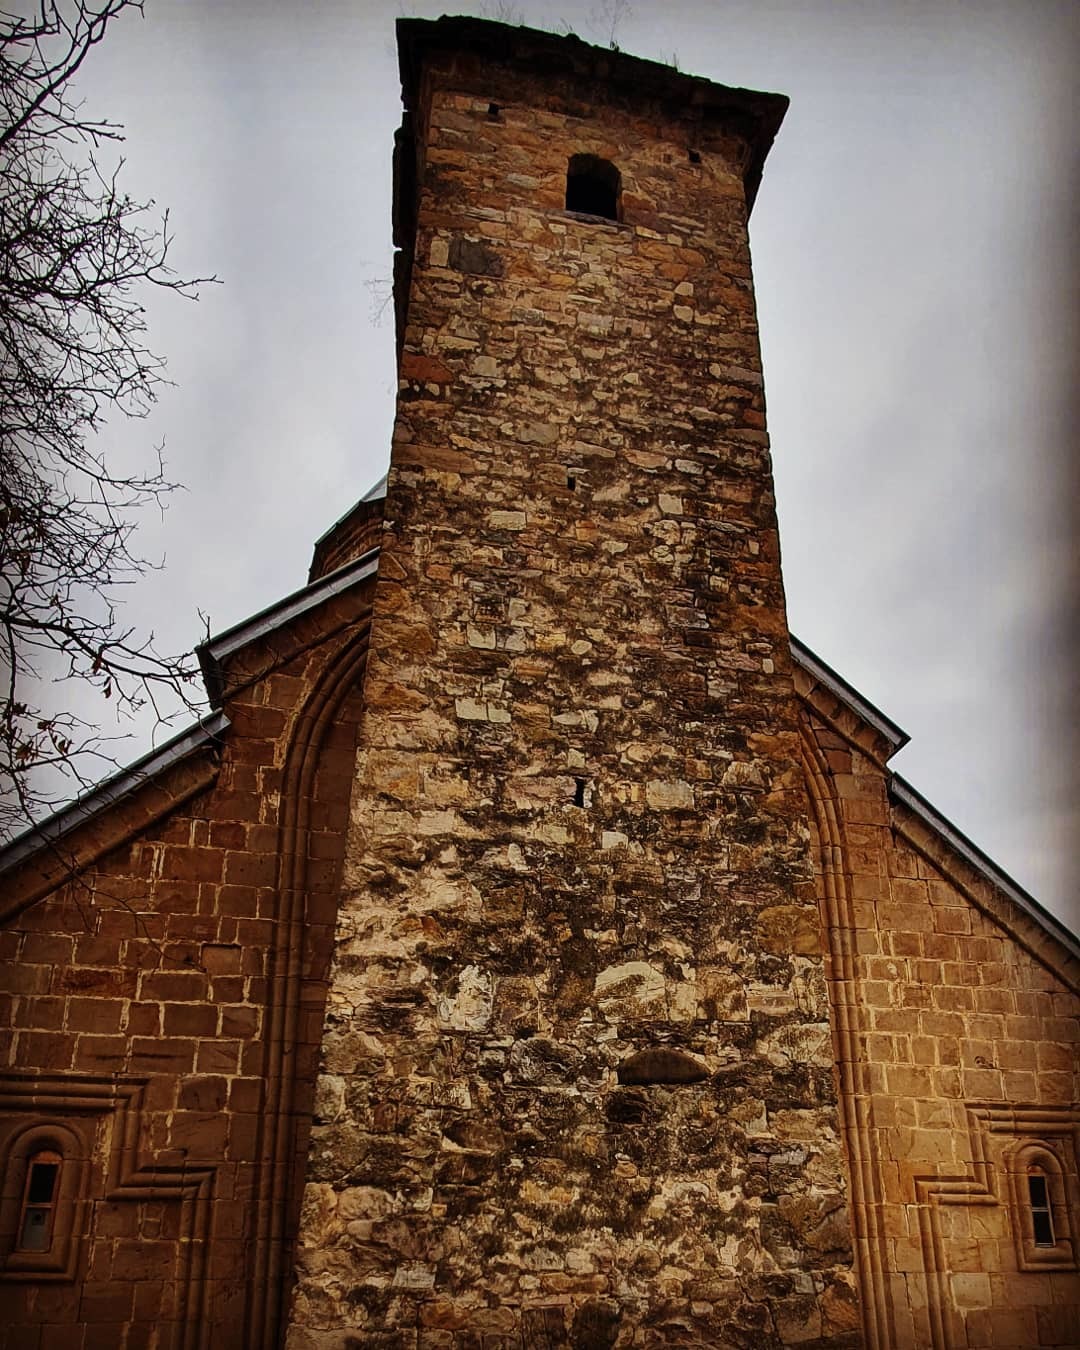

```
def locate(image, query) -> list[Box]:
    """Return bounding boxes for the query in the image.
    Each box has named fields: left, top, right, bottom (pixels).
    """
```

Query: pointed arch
left=244, top=615, right=373, bottom=1349
left=798, top=713, right=895, bottom=1350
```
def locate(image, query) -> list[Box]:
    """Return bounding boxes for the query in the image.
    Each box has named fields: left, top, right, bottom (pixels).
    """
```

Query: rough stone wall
left=290, top=31, right=860, bottom=1350
left=0, top=585, right=371, bottom=1350
left=802, top=707, right=1080, bottom=1350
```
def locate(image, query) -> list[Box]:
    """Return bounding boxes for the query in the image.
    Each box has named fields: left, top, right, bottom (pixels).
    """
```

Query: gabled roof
left=0, top=711, right=229, bottom=879
left=789, top=634, right=909, bottom=760
left=0, top=550, right=379, bottom=885
left=792, top=632, right=1080, bottom=969
left=890, top=773, right=1080, bottom=969
left=3, top=526, right=1074, bottom=966
left=198, top=549, right=379, bottom=706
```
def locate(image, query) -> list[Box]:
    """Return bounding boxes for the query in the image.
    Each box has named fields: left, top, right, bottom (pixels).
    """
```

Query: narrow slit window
left=17, top=1151, right=61, bottom=1253
left=573, top=777, right=587, bottom=807
left=566, top=155, right=621, bottom=220
left=1029, top=1173, right=1056, bottom=1247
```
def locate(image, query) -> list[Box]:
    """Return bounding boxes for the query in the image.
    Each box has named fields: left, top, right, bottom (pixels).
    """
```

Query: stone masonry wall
left=0, top=584, right=371, bottom=1350
left=803, top=708, right=1080, bottom=1350
left=290, top=28, right=861, bottom=1350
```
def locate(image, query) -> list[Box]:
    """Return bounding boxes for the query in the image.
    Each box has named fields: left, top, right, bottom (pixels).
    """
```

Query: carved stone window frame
left=1007, top=1139, right=1077, bottom=1272
left=0, top=1122, right=88, bottom=1281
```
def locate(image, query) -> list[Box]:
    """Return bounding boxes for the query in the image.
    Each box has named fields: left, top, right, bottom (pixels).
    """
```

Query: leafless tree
left=0, top=1, right=212, bottom=842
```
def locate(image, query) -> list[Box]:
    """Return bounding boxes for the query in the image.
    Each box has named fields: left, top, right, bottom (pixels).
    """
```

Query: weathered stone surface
left=448, top=234, right=505, bottom=278
left=290, top=16, right=857, bottom=1349
left=4, top=25, right=1079, bottom=1350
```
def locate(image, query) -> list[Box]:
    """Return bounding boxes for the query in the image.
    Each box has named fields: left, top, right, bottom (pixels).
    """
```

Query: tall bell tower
left=288, top=18, right=861, bottom=1347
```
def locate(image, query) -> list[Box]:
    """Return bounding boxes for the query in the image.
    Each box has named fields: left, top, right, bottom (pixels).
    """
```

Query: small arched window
left=17, top=1150, right=61, bottom=1253
left=566, top=154, right=621, bottom=221
left=1, top=1125, right=84, bottom=1279
left=1008, top=1141, right=1077, bottom=1271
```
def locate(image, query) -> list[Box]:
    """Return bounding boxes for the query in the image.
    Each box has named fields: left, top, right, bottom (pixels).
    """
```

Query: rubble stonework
left=287, top=19, right=861, bottom=1348
left=1, top=17, right=1077, bottom=1350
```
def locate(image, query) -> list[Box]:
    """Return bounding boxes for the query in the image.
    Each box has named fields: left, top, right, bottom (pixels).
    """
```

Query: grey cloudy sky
left=44, top=0, right=1077, bottom=931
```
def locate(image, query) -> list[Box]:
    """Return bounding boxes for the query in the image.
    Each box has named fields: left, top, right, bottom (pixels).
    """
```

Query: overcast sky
left=39, top=0, right=1077, bottom=932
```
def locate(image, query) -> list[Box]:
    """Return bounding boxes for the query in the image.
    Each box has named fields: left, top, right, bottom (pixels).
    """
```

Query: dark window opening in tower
left=566, top=154, right=621, bottom=220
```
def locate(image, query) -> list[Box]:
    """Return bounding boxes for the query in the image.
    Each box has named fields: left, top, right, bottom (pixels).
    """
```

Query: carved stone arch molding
left=243, top=615, right=372, bottom=1350
left=915, top=1105, right=1080, bottom=1350
left=1006, top=1135, right=1077, bottom=1270
left=798, top=716, right=896, bottom=1350
left=0, top=1117, right=86, bottom=1280
left=0, top=1074, right=214, bottom=1347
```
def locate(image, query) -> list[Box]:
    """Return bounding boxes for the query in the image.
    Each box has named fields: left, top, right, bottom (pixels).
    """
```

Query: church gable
left=0, top=566, right=375, bottom=1348
left=0, top=16, right=1075, bottom=1350
left=800, top=684, right=1079, bottom=1350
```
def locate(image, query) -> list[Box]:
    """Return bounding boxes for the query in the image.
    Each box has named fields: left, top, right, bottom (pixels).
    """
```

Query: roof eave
left=789, top=633, right=910, bottom=759
left=196, top=548, right=380, bottom=709
left=890, top=774, right=1080, bottom=963
left=396, top=15, right=788, bottom=216
left=0, top=711, right=229, bottom=878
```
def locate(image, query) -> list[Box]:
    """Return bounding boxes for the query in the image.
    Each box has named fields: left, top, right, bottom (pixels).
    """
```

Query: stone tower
left=288, top=17, right=861, bottom=1348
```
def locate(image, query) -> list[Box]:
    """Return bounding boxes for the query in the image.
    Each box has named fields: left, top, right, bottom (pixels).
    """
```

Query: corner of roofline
left=196, top=640, right=225, bottom=710
left=0, top=711, right=230, bottom=881
left=889, top=773, right=1080, bottom=959
left=789, top=634, right=910, bottom=760
left=195, top=549, right=382, bottom=710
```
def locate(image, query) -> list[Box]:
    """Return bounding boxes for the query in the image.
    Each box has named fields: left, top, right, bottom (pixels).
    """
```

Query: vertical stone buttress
left=289, top=19, right=861, bottom=1349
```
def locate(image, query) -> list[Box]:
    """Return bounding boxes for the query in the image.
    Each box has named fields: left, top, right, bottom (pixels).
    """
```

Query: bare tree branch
left=0, top=1, right=215, bottom=841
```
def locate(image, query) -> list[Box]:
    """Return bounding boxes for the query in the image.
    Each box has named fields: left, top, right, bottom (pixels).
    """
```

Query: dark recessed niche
left=573, top=777, right=587, bottom=807
left=487, top=102, right=501, bottom=120
left=566, top=154, right=621, bottom=221
left=688, top=149, right=701, bottom=164
left=618, top=1047, right=710, bottom=1085
left=567, top=474, right=577, bottom=491
left=606, top=1087, right=651, bottom=1125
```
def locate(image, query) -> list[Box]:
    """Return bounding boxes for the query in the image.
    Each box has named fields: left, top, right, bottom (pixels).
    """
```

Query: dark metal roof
left=0, top=711, right=229, bottom=876
left=310, top=473, right=389, bottom=556
left=789, top=633, right=910, bottom=758
left=0, top=551, right=381, bottom=879
left=890, top=774, right=1080, bottom=963
left=197, top=548, right=380, bottom=707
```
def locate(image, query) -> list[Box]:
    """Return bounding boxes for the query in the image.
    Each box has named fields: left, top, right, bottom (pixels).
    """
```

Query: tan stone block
left=886, top=1064, right=934, bottom=1097
left=933, top=985, right=974, bottom=1012
left=1001, top=1069, right=1038, bottom=1099
left=864, top=980, right=899, bottom=1008
left=1035, top=1041, right=1073, bottom=1071
left=755, top=904, right=822, bottom=956
left=1035, top=1070, right=1073, bottom=1101
left=645, top=778, right=695, bottom=809
left=974, top=987, right=1013, bottom=1014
